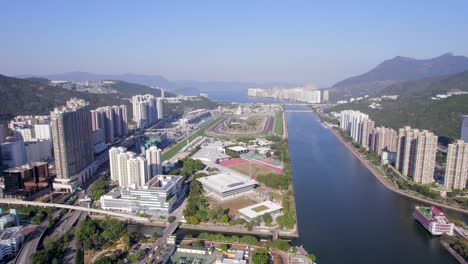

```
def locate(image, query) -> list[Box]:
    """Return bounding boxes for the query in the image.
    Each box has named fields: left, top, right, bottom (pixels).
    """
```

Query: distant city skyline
left=1, top=1, right=468, bottom=86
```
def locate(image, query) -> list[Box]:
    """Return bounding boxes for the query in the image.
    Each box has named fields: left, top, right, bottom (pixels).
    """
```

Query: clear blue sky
left=1, top=0, right=468, bottom=86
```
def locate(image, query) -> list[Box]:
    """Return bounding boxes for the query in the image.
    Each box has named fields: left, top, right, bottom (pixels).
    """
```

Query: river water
left=285, top=105, right=465, bottom=264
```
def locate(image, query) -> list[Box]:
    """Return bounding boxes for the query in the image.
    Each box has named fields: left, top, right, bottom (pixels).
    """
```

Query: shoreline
left=327, top=126, right=468, bottom=215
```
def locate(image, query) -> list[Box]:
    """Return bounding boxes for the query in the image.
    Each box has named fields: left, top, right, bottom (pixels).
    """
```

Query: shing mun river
left=285, top=104, right=466, bottom=264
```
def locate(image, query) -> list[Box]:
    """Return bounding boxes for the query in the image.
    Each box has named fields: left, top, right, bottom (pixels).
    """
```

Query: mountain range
left=17, top=72, right=301, bottom=96
left=330, top=53, right=468, bottom=100
left=329, top=69, right=468, bottom=140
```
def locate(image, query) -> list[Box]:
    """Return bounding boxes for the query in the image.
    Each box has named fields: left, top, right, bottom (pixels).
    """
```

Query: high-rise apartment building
left=146, top=145, right=162, bottom=178
left=50, top=98, right=94, bottom=190
left=461, top=115, right=468, bottom=143
left=370, top=127, right=398, bottom=156
left=109, top=147, right=148, bottom=187
left=157, top=98, right=164, bottom=120
left=444, top=140, right=468, bottom=190
left=396, top=127, right=437, bottom=184
left=90, top=105, right=128, bottom=143
left=132, top=94, right=161, bottom=129
left=360, top=119, right=375, bottom=148
left=339, top=110, right=370, bottom=143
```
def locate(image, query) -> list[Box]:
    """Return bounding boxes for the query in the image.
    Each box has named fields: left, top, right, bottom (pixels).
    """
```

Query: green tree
left=219, top=244, right=228, bottom=252
left=252, top=248, right=269, bottom=264
left=262, top=214, right=272, bottom=226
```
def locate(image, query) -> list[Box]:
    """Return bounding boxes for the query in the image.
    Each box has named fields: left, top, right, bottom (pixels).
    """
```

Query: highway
left=15, top=226, right=46, bottom=264
left=0, top=198, right=149, bottom=222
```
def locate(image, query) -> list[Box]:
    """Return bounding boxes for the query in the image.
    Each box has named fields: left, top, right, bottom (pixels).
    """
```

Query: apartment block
left=444, top=140, right=468, bottom=190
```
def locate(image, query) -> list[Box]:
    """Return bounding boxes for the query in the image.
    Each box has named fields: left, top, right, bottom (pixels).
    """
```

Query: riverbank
left=327, top=125, right=468, bottom=215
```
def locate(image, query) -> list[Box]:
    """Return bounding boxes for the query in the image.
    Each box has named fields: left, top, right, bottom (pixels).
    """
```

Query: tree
left=168, top=216, right=175, bottom=223
left=219, top=244, right=228, bottom=252
left=221, top=214, right=230, bottom=223
left=308, top=254, right=317, bottom=262
left=186, top=216, right=200, bottom=225
left=192, top=241, right=202, bottom=248
left=252, top=248, right=269, bottom=264
left=262, top=214, right=272, bottom=226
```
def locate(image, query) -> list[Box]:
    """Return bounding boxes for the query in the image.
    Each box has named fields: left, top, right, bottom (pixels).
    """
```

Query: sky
left=1, top=0, right=468, bottom=87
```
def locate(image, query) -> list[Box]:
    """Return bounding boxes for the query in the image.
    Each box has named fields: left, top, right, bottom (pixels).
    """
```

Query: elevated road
left=0, top=198, right=149, bottom=222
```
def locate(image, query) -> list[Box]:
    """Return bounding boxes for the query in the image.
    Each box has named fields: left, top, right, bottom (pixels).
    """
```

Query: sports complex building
left=238, top=200, right=283, bottom=221
left=197, top=172, right=257, bottom=199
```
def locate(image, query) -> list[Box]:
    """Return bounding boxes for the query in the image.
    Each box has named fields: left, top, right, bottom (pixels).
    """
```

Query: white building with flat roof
left=197, top=173, right=257, bottom=199
left=238, top=201, right=283, bottom=221
left=100, top=175, right=184, bottom=216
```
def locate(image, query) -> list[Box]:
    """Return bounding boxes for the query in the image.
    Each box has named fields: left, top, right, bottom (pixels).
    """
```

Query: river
left=285, top=104, right=464, bottom=264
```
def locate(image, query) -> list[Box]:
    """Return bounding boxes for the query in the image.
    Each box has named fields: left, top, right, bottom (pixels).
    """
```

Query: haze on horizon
left=1, top=0, right=468, bottom=87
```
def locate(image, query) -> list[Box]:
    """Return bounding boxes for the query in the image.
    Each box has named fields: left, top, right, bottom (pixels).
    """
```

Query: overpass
left=0, top=198, right=149, bottom=222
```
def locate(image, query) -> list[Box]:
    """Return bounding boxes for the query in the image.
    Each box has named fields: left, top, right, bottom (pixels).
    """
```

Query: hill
left=108, top=80, right=175, bottom=98
left=327, top=71, right=468, bottom=140
left=330, top=53, right=468, bottom=100
left=18, top=72, right=172, bottom=88
left=0, top=74, right=129, bottom=121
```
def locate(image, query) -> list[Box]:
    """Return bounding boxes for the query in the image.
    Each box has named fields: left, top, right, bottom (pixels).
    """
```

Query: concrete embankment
left=282, top=108, right=288, bottom=140
left=441, top=241, right=467, bottom=264
left=180, top=223, right=298, bottom=239
left=328, top=126, right=468, bottom=215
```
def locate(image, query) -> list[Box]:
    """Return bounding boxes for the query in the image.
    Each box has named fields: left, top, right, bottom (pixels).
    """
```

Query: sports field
left=219, top=158, right=283, bottom=178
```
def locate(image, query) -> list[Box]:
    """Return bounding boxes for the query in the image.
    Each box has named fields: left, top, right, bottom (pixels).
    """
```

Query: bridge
left=285, top=110, right=315, bottom=113
left=0, top=198, right=149, bottom=222
left=282, top=103, right=315, bottom=106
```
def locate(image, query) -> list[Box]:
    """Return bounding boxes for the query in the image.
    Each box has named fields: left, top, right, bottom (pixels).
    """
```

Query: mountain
left=328, top=70, right=468, bottom=140
left=108, top=81, right=175, bottom=98
left=0, top=74, right=129, bottom=121
left=330, top=53, right=468, bottom=100
left=18, top=72, right=172, bottom=88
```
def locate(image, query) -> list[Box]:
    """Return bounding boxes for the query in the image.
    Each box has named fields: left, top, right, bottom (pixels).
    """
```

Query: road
left=15, top=226, right=46, bottom=264
left=0, top=198, right=149, bottom=222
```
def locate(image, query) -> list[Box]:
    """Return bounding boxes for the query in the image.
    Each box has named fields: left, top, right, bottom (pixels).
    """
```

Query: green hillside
left=329, top=95, right=468, bottom=141
left=0, top=74, right=129, bottom=121
left=328, top=70, right=468, bottom=141
left=109, top=80, right=175, bottom=98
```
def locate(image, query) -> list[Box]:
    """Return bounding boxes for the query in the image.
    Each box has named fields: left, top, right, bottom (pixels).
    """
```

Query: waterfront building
left=339, top=110, right=370, bottom=143
left=197, top=172, right=257, bottom=199
left=238, top=201, right=283, bottom=222
left=321, top=89, right=329, bottom=102
left=50, top=98, right=94, bottom=191
left=444, top=140, right=468, bottom=190
left=462, top=115, right=468, bottom=142
left=413, top=206, right=454, bottom=236
left=370, top=127, right=398, bottom=156
left=90, top=105, right=127, bottom=143
left=0, top=141, right=26, bottom=168
left=0, top=226, right=23, bottom=261
left=359, top=119, right=375, bottom=148
left=146, top=146, right=162, bottom=178
left=396, top=127, right=437, bottom=184
left=100, top=175, right=184, bottom=217
left=247, top=86, right=321, bottom=104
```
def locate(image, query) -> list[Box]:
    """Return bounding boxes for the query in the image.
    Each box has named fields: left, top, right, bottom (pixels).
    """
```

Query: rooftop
left=238, top=200, right=282, bottom=219
left=197, top=173, right=256, bottom=193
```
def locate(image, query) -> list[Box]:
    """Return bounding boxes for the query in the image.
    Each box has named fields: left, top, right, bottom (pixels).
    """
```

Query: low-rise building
left=100, top=175, right=184, bottom=217
left=197, top=173, right=257, bottom=199
left=238, top=201, right=283, bottom=221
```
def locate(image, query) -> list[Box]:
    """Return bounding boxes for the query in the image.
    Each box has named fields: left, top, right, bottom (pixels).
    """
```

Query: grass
left=227, top=162, right=274, bottom=177
left=162, top=117, right=222, bottom=160
left=274, top=111, right=284, bottom=136
left=209, top=196, right=257, bottom=214
left=252, top=205, right=269, bottom=212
